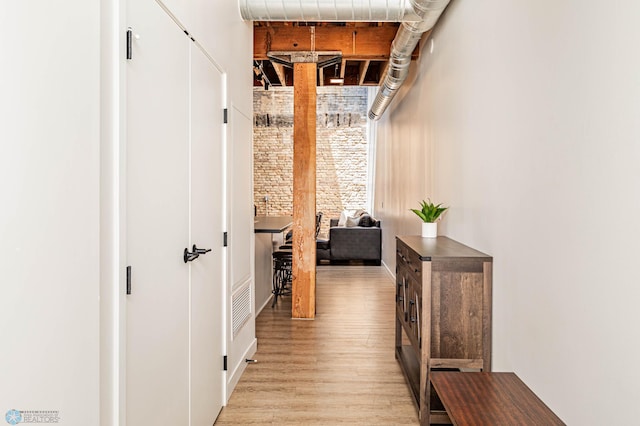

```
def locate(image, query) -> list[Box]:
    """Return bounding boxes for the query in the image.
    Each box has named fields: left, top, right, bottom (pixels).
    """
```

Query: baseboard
left=225, top=337, right=257, bottom=403
left=256, top=294, right=273, bottom=316
left=382, top=259, right=395, bottom=284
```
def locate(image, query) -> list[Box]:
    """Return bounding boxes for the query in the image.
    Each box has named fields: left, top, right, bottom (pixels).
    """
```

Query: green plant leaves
left=410, top=199, right=448, bottom=223
left=410, top=208, right=427, bottom=222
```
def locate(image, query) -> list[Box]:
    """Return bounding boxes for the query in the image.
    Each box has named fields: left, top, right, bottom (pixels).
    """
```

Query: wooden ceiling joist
left=272, top=62, right=287, bottom=86
left=252, top=22, right=424, bottom=87
left=358, top=60, right=371, bottom=86
left=254, top=24, right=419, bottom=61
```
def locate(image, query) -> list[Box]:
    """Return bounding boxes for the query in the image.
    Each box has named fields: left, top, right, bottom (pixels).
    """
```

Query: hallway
left=215, top=265, right=419, bottom=425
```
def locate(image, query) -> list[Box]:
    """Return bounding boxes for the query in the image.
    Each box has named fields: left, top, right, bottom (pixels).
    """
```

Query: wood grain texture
left=397, top=236, right=492, bottom=262
left=254, top=25, right=418, bottom=61
left=419, top=262, right=432, bottom=426
left=430, top=372, right=565, bottom=425
left=215, top=266, right=419, bottom=425
left=482, top=262, right=493, bottom=372
left=433, top=270, right=484, bottom=360
left=396, top=237, right=493, bottom=425
left=292, top=62, right=316, bottom=319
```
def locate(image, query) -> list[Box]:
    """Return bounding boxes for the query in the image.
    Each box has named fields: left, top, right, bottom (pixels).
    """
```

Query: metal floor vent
left=232, top=282, right=252, bottom=338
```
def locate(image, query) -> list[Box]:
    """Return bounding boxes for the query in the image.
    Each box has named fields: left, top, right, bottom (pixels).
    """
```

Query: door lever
left=184, top=248, right=199, bottom=263
left=192, top=244, right=211, bottom=255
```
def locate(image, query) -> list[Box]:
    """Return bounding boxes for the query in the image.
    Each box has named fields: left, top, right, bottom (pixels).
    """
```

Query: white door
left=126, top=0, right=190, bottom=424
left=189, top=44, right=225, bottom=424
left=225, top=108, right=257, bottom=390
left=126, top=1, right=226, bottom=424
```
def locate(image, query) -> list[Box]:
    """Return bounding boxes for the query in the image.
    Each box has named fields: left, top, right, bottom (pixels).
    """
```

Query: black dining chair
left=280, top=212, right=323, bottom=249
left=271, top=249, right=292, bottom=307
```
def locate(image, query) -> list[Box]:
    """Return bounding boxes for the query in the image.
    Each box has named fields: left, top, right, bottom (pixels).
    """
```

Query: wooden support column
left=291, top=62, right=316, bottom=319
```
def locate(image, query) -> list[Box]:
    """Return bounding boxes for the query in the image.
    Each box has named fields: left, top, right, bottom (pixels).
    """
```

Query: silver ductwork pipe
left=239, top=0, right=420, bottom=22
left=368, top=0, right=450, bottom=120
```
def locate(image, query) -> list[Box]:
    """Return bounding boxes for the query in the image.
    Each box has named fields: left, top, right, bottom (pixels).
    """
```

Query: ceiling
left=252, top=21, right=423, bottom=88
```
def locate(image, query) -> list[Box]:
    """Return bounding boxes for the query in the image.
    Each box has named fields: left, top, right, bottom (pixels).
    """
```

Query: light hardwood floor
left=215, top=265, right=419, bottom=425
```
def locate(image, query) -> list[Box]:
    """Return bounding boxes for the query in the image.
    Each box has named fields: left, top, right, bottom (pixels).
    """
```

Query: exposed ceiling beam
left=358, top=60, right=371, bottom=86
left=272, top=62, right=287, bottom=86
left=254, top=25, right=419, bottom=61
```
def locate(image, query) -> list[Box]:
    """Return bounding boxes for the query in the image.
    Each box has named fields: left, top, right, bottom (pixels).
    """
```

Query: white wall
left=0, top=1, right=101, bottom=424
left=159, top=0, right=252, bottom=115
left=375, top=0, right=640, bottom=423
left=1, top=0, right=253, bottom=424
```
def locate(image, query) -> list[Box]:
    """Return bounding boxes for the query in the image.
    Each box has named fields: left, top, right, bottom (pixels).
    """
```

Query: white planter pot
left=421, top=222, right=438, bottom=238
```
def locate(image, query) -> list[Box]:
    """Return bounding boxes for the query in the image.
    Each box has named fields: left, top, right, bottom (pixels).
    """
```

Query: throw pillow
left=354, top=209, right=367, bottom=217
left=358, top=214, right=373, bottom=227
left=346, top=216, right=360, bottom=227
left=338, top=209, right=355, bottom=226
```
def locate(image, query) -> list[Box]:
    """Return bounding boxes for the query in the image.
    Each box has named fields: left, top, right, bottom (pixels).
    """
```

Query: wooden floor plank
left=215, top=265, right=419, bottom=425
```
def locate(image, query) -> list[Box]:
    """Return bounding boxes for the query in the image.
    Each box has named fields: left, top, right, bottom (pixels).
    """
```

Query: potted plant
left=411, top=199, right=448, bottom=238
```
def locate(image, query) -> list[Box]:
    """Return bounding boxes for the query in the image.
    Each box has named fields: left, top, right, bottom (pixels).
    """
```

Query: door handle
left=184, top=245, right=211, bottom=263
left=184, top=248, right=199, bottom=263
left=192, top=244, right=211, bottom=255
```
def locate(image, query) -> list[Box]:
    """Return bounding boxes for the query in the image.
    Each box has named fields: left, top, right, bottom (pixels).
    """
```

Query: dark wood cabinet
left=395, top=236, right=493, bottom=425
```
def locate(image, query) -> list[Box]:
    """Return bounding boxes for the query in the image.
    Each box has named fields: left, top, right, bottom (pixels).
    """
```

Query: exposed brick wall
left=253, top=86, right=370, bottom=236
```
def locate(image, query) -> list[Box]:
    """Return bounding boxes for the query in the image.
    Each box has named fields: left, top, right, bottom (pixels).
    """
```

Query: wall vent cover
left=232, top=282, right=252, bottom=338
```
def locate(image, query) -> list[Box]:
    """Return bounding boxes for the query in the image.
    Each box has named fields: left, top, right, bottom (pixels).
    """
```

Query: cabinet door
left=397, top=264, right=422, bottom=354
left=126, top=0, right=190, bottom=424
left=396, top=247, right=423, bottom=355
left=407, top=277, right=422, bottom=353
left=396, top=265, right=408, bottom=323
left=431, top=261, right=485, bottom=361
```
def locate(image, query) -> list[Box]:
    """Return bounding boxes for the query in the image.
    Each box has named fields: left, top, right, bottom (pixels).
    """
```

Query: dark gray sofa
left=316, top=217, right=381, bottom=265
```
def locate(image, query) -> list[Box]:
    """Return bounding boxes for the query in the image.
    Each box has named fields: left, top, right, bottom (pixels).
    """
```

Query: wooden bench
left=430, top=372, right=565, bottom=425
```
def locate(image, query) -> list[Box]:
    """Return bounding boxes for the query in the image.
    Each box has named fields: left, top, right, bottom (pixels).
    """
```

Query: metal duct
left=239, top=0, right=420, bottom=22
left=368, top=0, right=450, bottom=120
